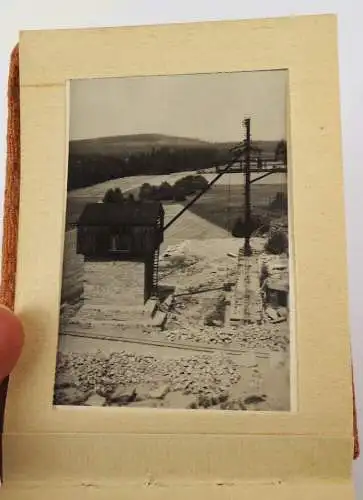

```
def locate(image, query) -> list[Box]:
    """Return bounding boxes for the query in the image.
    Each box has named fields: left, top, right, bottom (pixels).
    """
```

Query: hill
left=69, top=134, right=213, bottom=157
left=69, top=134, right=280, bottom=158
left=67, top=134, right=282, bottom=191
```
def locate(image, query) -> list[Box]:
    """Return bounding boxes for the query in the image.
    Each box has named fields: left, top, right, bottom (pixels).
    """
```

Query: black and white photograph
left=53, top=70, right=290, bottom=411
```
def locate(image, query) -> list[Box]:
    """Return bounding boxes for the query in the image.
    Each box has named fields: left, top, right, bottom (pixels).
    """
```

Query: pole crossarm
left=249, top=168, right=287, bottom=185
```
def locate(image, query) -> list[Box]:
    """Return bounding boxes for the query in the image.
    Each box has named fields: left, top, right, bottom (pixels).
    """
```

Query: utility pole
left=243, top=117, right=253, bottom=256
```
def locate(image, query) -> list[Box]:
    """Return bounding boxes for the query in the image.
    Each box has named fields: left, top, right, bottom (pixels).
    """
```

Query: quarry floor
left=56, top=234, right=290, bottom=412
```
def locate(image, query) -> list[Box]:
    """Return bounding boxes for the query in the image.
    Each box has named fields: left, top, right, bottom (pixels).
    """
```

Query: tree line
left=101, top=175, right=210, bottom=204
left=67, top=141, right=287, bottom=192
left=67, top=146, right=224, bottom=191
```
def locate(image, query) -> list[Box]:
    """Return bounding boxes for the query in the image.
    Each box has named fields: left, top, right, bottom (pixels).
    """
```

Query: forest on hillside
left=67, top=146, right=226, bottom=190
left=67, top=138, right=286, bottom=191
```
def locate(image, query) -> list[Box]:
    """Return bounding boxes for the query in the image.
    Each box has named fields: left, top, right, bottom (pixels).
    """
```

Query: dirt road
left=161, top=204, right=230, bottom=250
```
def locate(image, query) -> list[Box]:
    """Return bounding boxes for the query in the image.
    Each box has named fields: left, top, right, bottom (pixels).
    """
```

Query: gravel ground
left=158, top=322, right=289, bottom=352
left=154, top=239, right=290, bottom=353
left=55, top=238, right=290, bottom=410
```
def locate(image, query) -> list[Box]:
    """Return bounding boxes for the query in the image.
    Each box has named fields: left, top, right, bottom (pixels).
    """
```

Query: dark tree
left=103, top=188, right=124, bottom=203
left=158, top=181, right=174, bottom=201
left=274, top=139, right=287, bottom=165
left=269, top=191, right=288, bottom=212
left=139, top=183, right=153, bottom=200
left=264, top=231, right=289, bottom=255
left=103, top=189, right=116, bottom=203
left=113, top=187, right=124, bottom=203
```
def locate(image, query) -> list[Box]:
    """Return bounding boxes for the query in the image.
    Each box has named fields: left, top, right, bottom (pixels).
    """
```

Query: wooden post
left=243, top=118, right=253, bottom=256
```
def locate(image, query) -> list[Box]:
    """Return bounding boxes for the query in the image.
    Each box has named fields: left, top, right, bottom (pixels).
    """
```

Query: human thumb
left=0, top=305, right=24, bottom=383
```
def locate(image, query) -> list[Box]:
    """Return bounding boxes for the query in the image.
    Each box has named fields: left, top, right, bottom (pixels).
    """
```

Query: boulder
left=55, top=371, right=79, bottom=389
left=220, top=399, right=246, bottom=411
left=148, top=384, right=170, bottom=400
left=265, top=306, right=279, bottom=321
left=135, top=384, right=155, bottom=401
left=84, top=393, right=107, bottom=407
left=244, top=395, right=266, bottom=405
left=55, top=387, right=89, bottom=406
left=277, top=307, right=288, bottom=318
left=109, top=385, right=137, bottom=405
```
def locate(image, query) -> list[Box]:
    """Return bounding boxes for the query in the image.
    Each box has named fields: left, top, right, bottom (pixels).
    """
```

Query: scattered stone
left=54, top=387, right=90, bottom=406
left=219, top=392, right=229, bottom=403
left=195, top=390, right=230, bottom=409
left=148, top=384, right=170, bottom=400
left=245, top=401, right=271, bottom=411
left=96, top=378, right=116, bottom=398
left=54, top=350, right=246, bottom=409
left=84, top=393, right=107, bottom=407
left=135, top=383, right=155, bottom=401
left=220, top=399, right=246, bottom=411
left=109, top=386, right=137, bottom=405
left=278, top=307, right=288, bottom=318
left=244, top=395, right=266, bottom=405
left=55, top=371, right=79, bottom=389
left=266, top=307, right=279, bottom=321
left=197, top=394, right=214, bottom=408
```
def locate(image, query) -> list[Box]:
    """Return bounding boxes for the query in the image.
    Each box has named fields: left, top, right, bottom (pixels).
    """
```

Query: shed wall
left=61, top=228, right=85, bottom=305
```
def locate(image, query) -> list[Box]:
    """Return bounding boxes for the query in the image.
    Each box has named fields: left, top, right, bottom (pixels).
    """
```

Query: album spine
left=0, top=44, right=21, bottom=483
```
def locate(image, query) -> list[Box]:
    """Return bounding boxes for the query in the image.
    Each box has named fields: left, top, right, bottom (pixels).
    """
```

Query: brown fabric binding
left=0, top=44, right=20, bottom=481
left=1, top=44, right=20, bottom=310
left=0, top=44, right=359, bottom=484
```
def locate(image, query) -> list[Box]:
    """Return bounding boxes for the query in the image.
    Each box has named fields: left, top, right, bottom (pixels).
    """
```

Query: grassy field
left=183, top=184, right=288, bottom=232
left=65, top=173, right=287, bottom=232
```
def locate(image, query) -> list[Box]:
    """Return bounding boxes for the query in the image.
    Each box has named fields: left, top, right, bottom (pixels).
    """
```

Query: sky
left=69, top=69, right=287, bottom=143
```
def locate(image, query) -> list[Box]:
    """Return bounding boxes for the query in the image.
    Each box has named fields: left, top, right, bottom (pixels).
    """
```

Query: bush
left=173, top=188, right=187, bottom=202
left=103, top=189, right=114, bottom=203
left=103, top=188, right=124, bottom=203
left=191, top=175, right=209, bottom=191
left=269, top=191, right=288, bottom=211
left=264, top=230, right=289, bottom=255
left=231, top=216, right=268, bottom=238
left=174, top=175, right=208, bottom=196
left=157, top=181, right=174, bottom=201
left=113, top=188, right=124, bottom=203
left=139, top=183, right=154, bottom=200
left=138, top=174, right=208, bottom=202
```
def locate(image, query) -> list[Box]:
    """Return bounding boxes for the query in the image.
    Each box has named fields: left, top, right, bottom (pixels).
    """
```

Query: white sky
left=69, top=69, right=287, bottom=143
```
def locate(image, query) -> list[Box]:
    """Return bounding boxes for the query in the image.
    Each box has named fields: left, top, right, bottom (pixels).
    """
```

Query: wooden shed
left=76, top=200, right=164, bottom=303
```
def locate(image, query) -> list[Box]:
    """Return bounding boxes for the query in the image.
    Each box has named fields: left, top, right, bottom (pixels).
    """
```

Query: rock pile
left=162, top=323, right=289, bottom=352
left=157, top=244, right=289, bottom=353
left=54, top=350, right=241, bottom=407
left=54, top=350, right=107, bottom=394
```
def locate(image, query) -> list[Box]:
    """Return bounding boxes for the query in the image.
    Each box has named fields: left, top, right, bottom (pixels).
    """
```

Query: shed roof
left=77, top=201, right=164, bottom=227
